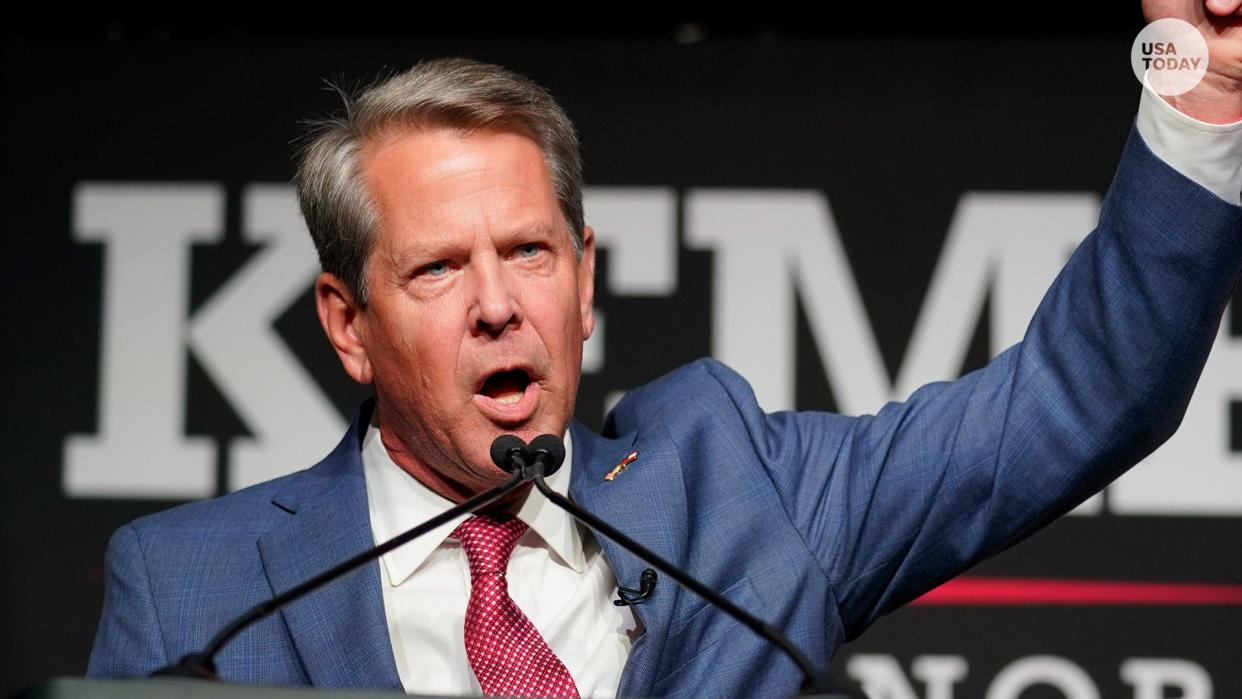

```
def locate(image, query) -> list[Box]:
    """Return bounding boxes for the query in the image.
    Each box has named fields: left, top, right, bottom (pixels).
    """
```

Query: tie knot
left=452, top=514, right=529, bottom=577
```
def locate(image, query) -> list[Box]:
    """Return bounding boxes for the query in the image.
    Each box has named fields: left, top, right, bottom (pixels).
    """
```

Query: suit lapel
left=569, top=420, right=689, bottom=698
left=256, top=402, right=402, bottom=690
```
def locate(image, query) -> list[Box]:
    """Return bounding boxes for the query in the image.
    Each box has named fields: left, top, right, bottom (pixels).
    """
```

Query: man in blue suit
left=88, top=4, right=1242, bottom=697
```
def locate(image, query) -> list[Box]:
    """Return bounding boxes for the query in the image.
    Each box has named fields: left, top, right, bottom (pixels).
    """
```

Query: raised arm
left=757, top=6, right=1242, bottom=638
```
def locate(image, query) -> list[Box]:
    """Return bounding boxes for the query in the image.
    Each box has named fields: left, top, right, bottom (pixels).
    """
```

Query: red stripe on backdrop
left=912, top=577, right=1242, bottom=606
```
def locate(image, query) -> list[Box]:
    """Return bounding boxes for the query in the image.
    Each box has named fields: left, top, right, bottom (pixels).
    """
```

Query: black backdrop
left=4, top=15, right=1241, bottom=698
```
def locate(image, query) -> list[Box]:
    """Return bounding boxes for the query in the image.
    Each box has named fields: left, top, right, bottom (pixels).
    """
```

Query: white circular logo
left=1131, top=18, right=1209, bottom=96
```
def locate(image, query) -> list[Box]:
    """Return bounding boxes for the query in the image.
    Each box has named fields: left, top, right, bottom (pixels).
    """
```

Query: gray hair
left=294, top=58, right=585, bottom=306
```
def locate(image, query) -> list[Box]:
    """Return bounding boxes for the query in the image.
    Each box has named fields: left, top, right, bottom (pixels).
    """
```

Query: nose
left=468, top=256, right=520, bottom=336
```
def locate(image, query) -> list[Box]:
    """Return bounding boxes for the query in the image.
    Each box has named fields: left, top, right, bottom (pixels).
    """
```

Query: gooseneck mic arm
left=152, top=435, right=533, bottom=679
left=525, top=434, right=857, bottom=697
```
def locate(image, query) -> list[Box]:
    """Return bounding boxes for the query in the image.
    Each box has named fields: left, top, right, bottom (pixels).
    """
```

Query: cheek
left=527, top=288, right=579, bottom=345
left=367, top=308, right=425, bottom=374
left=403, top=303, right=469, bottom=388
left=548, top=301, right=587, bottom=374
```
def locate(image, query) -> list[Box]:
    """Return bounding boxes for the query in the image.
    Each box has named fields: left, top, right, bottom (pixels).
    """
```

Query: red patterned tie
left=453, top=514, right=580, bottom=698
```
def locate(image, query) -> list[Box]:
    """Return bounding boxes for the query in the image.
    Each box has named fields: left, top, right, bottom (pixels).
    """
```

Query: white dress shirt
left=1139, top=71, right=1242, bottom=204
left=360, top=78, right=1242, bottom=697
left=362, top=423, right=641, bottom=697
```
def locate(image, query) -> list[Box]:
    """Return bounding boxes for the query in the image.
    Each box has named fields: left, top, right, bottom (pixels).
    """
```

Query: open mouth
left=478, top=369, right=533, bottom=406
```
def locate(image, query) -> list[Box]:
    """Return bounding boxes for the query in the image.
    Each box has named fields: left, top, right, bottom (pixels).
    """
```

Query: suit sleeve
left=751, top=122, right=1242, bottom=640
left=86, top=523, right=168, bottom=678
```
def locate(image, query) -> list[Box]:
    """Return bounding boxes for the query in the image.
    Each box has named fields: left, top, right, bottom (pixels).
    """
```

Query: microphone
left=525, top=433, right=863, bottom=697
left=528, top=433, right=567, bottom=477
left=152, top=434, right=533, bottom=679
left=614, top=568, right=657, bottom=606
left=491, top=434, right=529, bottom=474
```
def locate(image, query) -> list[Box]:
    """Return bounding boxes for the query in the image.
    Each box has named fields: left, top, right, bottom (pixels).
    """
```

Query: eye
left=515, top=242, right=541, bottom=258
left=419, top=260, right=451, bottom=277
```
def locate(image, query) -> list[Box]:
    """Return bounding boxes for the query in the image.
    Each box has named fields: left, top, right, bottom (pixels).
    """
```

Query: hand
left=1142, top=0, right=1242, bottom=121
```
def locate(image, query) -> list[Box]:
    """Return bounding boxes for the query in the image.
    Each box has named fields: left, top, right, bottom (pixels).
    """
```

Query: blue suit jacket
left=87, top=124, right=1242, bottom=697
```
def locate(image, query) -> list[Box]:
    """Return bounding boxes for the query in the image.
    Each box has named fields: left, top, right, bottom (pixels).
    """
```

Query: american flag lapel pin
left=604, top=451, right=639, bottom=481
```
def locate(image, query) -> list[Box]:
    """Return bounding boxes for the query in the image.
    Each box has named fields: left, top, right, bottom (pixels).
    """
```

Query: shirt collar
left=361, top=424, right=584, bottom=587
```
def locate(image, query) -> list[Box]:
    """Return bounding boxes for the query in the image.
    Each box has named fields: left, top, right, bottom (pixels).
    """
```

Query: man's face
left=317, top=126, right=595, bottom=501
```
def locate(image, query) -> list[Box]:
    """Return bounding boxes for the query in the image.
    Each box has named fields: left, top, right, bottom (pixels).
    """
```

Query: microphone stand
left=153, top=470, right=529, bottom=679
left=525, top=440, right=863, bottom=698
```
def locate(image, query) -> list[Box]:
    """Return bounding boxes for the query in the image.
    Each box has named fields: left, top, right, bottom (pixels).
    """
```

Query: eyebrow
left=387, top=223, right=563, bottom=269
left=494, top=223, right=563, bottom=246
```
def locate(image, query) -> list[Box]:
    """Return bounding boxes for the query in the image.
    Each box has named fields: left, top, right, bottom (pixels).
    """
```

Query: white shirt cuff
left=1136, top=70, right=1242, bottom=205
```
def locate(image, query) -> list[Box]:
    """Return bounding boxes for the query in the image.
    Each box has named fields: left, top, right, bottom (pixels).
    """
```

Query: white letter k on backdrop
left=64, top=183, right=343, bottom=499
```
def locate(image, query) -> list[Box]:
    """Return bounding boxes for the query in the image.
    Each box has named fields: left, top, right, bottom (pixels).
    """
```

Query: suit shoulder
left=608, top=358, right=761, bottom=431
left=125, top=405, right=370, bottom=541
left=124, top=467, right=310, bottom=542
left=117, top=402, right=371, bottom=561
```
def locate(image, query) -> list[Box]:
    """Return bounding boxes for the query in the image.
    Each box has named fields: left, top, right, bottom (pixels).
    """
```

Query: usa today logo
left=1131, top=18, right=1209, bottom=96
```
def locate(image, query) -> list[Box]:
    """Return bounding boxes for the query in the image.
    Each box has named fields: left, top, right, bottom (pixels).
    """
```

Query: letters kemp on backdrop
left=65, top=183, right=1242, bottom=513
left=846, top=654, right=1214, bottom=699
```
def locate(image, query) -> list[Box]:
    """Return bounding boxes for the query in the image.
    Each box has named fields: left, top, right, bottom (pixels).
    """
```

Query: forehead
left=361, top=126, right=563, bottom=245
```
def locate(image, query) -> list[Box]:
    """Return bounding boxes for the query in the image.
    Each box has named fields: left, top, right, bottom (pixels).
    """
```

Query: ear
left=578, top=225, right=597, bottom=340
left=315, top=271, right=373, bottom=385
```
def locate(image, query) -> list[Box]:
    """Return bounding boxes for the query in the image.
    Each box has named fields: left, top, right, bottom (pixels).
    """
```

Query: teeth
left=496, top=392, right=523, bottom=405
